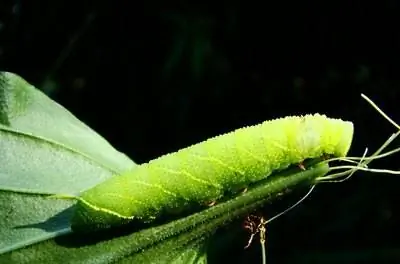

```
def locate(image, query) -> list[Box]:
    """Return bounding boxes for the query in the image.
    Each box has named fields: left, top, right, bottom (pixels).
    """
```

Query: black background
left=1, top=1, right=400, bottom=263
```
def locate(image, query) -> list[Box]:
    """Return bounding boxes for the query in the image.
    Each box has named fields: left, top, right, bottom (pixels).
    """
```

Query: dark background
left=1, top=1, right=400, bottom=263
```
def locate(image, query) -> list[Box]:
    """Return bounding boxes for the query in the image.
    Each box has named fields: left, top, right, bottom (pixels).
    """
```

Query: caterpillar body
left=71, top=114, right=354, bottom=231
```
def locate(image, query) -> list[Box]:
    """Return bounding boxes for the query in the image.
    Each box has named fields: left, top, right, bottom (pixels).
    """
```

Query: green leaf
left=1, top=163, right=329, bottom=264
left=0, top=72, right=135, bottom=189
left=0, top=72, right=136, bottom=254
left=0, top=72, right=330, bottom=263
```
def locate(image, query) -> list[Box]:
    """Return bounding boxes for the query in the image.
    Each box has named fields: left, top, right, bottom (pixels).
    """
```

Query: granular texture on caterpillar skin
left=71, top=114, right=354, bottom=231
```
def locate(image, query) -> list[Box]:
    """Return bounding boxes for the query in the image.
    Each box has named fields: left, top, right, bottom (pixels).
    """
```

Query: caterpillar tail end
left=70, top=199, right=134, bottom=232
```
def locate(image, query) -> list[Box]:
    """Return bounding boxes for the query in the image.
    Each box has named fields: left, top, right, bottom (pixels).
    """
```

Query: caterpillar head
left=294, top=114, right=354, bottom=159
left=318, top=115, right=354, bottom=158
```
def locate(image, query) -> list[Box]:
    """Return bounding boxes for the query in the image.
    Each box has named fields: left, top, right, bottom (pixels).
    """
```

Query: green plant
left=0, top=72, right=399, bottom=264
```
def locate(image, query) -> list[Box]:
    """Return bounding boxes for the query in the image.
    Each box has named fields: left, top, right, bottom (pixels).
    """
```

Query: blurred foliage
left=1, top=1, right=400, bottom=263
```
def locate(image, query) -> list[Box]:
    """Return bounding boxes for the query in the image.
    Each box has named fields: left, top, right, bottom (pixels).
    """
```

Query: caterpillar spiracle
left=70, top=114, right=354, bottom=231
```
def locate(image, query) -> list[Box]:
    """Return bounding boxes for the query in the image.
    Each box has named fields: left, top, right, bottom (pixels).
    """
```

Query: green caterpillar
left=70, top=114, right=354, bottom=231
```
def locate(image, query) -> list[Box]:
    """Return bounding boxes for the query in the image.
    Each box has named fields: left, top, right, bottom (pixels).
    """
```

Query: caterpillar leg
left=206, top=200, right=217, bottom=207
left=298, top=162, right=306, bottom=171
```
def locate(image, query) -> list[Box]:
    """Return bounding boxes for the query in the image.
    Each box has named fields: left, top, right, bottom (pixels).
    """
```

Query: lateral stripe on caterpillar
left=71, top=114, right=354, bottom=231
